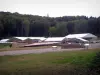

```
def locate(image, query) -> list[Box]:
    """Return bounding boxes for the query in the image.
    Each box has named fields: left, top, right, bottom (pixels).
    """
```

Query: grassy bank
left=0, top=49, right=100, bottom=75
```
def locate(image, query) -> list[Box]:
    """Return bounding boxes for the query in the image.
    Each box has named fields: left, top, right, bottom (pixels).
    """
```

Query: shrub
left=88, top=52, right=100, bottom=75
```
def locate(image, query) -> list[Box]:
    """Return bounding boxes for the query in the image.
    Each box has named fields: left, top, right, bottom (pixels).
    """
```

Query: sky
left=0, top=0, right=100, bottom=17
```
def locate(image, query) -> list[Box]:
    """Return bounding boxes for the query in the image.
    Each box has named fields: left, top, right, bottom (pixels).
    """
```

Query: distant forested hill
left=0, top=11, right=100, bottom=39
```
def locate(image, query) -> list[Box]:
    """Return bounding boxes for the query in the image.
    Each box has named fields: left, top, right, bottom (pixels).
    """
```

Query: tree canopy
left=0, top=11, right=100, bottom=39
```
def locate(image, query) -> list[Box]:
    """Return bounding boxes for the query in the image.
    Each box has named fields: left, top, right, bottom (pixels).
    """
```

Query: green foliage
left=56, top=22, right=68, bottom=36
left=67, top=21, right=75, bottom=34
left=0, top=43, right=11, bottom=48
left=22, top=19, right=30, bottom=36
left=0, top=11, right=100, bottom=38
left=74, top=20, right=88, bottom=33
left=49, top=26, right=57, bottom=36
left=88, top=52, right=100, bottom=75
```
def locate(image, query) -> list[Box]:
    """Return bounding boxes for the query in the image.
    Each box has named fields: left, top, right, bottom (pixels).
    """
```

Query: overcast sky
left=0, top=0, right=100, bottom=17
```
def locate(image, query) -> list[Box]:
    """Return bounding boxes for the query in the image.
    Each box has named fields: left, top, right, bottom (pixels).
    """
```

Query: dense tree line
left=0, top=11, right=100, bottom=39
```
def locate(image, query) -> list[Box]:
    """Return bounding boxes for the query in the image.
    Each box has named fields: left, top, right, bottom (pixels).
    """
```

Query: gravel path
left=0, top=47, right=84, bottom=56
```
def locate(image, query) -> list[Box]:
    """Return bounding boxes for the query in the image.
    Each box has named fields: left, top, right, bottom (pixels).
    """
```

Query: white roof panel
left=15, top=37, right=27, bottom=40
left=45, top=37, right=65, bottom=42
left=76, top=38, right=88, bottom=42
left=29, top=37, right=46, bottom=40
left=14, top=37, right=46, bottom=41
left=0, top=39, right=9, bottom=42
left=65, top=33, right=97, bottom=38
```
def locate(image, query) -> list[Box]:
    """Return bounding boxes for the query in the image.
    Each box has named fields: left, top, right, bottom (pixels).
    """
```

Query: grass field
left=0, top=43, right=11, bottom=49
left=0, top=49, right=100, bottom=75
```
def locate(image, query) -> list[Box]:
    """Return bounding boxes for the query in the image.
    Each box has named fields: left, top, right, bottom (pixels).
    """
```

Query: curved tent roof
left=0, top=39, right=9, bottom=43
left=14, top=37, right=46, bottom=41
left=45, top=37, right=65, bottom=42
left=65, top=33, right=97, bottom=39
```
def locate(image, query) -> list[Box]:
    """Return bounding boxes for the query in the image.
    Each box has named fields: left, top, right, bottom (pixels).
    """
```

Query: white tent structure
left=65, top=33, right=97, bottom=40
left=0, top=39, right=9, bottom=43
left=76, top=38, right=89, bottom=42
left=61, top=37, right=89, bottom=44
left=44, top=37, right=65, bottom=42
left=14, top=37, right=46, bottom=41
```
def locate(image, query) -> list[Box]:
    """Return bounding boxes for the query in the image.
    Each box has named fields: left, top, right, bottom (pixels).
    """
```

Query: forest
left=0, top=11, right=100, bottom=39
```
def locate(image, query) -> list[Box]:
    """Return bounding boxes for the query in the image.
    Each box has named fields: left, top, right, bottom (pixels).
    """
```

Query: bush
left=88, top=52, right=100, bottom=75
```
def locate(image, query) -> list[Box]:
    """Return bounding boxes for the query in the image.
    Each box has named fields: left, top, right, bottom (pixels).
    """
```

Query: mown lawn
left=0, top=49, right=100, bottom=75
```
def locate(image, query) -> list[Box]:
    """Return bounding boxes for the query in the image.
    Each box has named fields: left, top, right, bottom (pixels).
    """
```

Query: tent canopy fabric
left=65, top=33, right=97, bottom=39
left=7, top=37, right=22, bottom=42
left=45, top=37, right=65, bottom=42
left=61, top=37, right=88, bottom=44
left=14, top=37, right=46, bottom=41
left=0, top=39, right=9, bottom=43
left=76, top=38, right=88, bottom=42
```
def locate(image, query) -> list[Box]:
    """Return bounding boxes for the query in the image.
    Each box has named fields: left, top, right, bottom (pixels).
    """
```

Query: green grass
left=0, top=43, right=11, bottom=48
left=0, top=49, right=100, bottom=75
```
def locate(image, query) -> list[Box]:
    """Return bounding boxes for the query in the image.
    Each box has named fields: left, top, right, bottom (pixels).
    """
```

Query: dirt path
left=0, top=47, right=84, bottom=56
